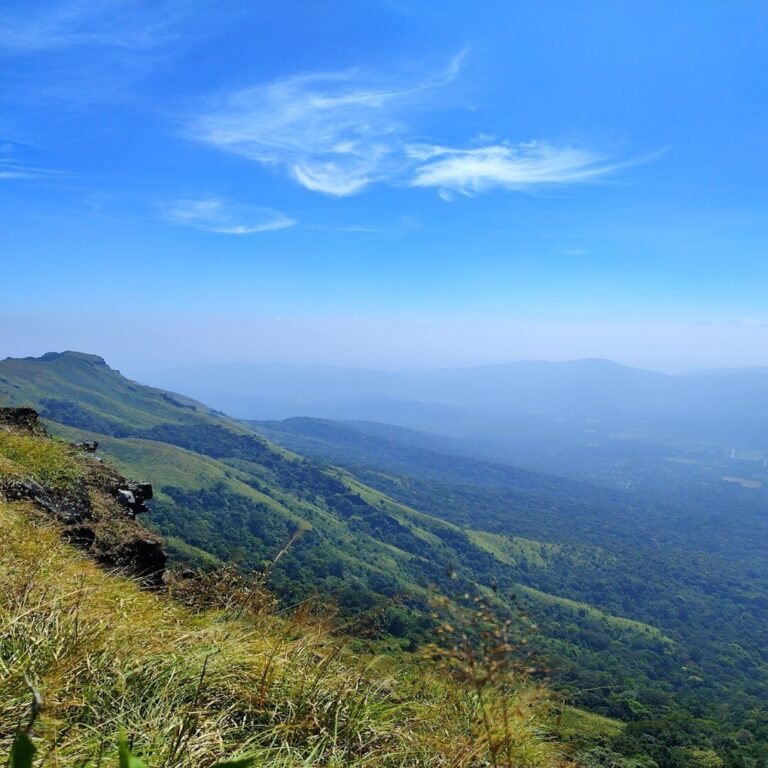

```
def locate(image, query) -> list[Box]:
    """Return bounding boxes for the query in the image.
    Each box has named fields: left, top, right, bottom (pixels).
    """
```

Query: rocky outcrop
left=0, top=406, right=46, bottom=434
left=98, top=536, right=167, bottom=580
left=113, top=480, right=154, bottom=517
left=0, top=477, right=91, bottom=525
left=0, top=407, right=166, bottom=586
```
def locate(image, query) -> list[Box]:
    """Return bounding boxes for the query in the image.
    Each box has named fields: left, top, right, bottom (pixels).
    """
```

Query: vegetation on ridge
left=3, top=352, right=768, bottom=768
left=0, top=498, right=564, bottom=767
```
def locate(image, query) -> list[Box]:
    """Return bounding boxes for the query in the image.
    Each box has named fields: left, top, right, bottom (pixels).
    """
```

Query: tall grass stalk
left=1, top=501, right=563, bottom=767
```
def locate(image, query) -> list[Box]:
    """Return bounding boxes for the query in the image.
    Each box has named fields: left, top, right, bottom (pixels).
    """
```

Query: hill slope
left=0, top=416, right=566, bottom=767
left=3, top=352, right=768, bottom=768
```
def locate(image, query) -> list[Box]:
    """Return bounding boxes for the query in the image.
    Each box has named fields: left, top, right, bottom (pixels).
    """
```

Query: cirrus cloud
left=188, top=54, right=645, bottom=200
left=408, top=142, right=620, bottom=198
left=165, top=198, right=296, bottom=235
left=0, top=0, right=183, bottom=54
left=188, top=54, right=464, bottom=196
left=0, top=141, right=67, bottom=181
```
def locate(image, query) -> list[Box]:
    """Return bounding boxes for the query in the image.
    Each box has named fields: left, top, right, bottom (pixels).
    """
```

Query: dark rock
left=62, top=526, right=96, bottom=548
left=117, top=489, right=137, bottom=506
left=0, top=477, right=46, bottom=500
left=114, top=481, right=153, bottom=516
left=132, top=482, right=153, bottom=501
left=0, top=477, right=93, bottom=524
left=0, top=407, right=43, bottom=434
left=98, top=537, right=166, bottom=587
left=77, top=440, right=99, bottom=452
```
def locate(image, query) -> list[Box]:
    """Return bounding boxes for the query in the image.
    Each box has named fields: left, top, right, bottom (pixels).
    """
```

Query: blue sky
left=2, top=0, right=767, bottom=371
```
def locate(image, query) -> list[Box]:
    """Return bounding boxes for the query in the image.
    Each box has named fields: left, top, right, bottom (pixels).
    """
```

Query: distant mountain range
left=3, top=351, right=768, bottom=763
left=143, top=357, right=768, bottom=457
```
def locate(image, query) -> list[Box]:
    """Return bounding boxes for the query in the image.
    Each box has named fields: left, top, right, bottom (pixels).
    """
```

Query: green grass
left=165, top=537, right=224, bottom=568
left=512, top=584, right=671, bottom=640
left=556, top=706, right=624, bottom=741
left=0, top=431, right=82, bottom=490
left=467, top=531, right=562, bottom=568
left=0, top=500, right=566, bottom=768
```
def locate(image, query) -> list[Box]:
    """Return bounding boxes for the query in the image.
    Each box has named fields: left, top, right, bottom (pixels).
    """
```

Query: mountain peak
left=38, top=351, right=110, bottom=367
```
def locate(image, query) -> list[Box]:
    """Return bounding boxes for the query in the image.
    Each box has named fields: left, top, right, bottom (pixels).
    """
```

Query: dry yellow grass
left=0, top=432, right=82, bottom=490
left=0, top=500, right=565, bottom=768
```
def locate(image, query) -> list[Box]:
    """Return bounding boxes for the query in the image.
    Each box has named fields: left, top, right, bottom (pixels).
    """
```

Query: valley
left=2, top=351, right=768, bottom=767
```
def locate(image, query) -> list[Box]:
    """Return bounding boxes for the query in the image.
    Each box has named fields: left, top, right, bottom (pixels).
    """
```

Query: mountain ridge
left=134, top=355, right=768, bottom=453
left=3, top=351, right=768, bottom=768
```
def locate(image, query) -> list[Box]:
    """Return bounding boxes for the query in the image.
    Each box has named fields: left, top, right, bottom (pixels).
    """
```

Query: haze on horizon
left=3, top=315, right=768, bottom=380
left=2, top=1, right=767, bottom=375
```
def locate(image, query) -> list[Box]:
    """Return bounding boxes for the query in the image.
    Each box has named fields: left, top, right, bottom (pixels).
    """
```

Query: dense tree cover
left=34, top=412, right=768, bottom=768
left=152, top=481, right=438, bottom=623
left=6, top=355, right=768, bottom=768
left=254, top=418, right=768, bottom=562
left=254, top=419, right=768, bottom=768
left=149, top=467, right=768, bottom=767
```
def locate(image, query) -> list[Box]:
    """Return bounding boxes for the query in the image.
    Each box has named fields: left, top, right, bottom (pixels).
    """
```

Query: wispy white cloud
left=189, top=53, right=648, bottom=199
left=0, top=142, right=65, bottom=181
left=0, top=0, right=180, bottom=54
left=408, top=142, right=622, bottom=197
left=165, top=198, right=296, bottom=235
left=189, top=54, right=465, bottom=196
left=0, top=170, right=40, bottom=179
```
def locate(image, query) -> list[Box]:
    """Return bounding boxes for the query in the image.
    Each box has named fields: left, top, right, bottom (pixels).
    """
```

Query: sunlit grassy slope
left=5, top=351, right=765, bottom=768
left=0, top=352, right=673, bottom=673
left=0, top=498, right=568, bottom=767
left=0, top=352, right=228, bottom=433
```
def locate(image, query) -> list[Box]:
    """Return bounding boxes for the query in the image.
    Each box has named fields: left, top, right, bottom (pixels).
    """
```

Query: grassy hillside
left=0, top=501, right=567, bottom=767
left=0, top=351, right=229, bottom=433
left=3, top=352, right=768, bottom=768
